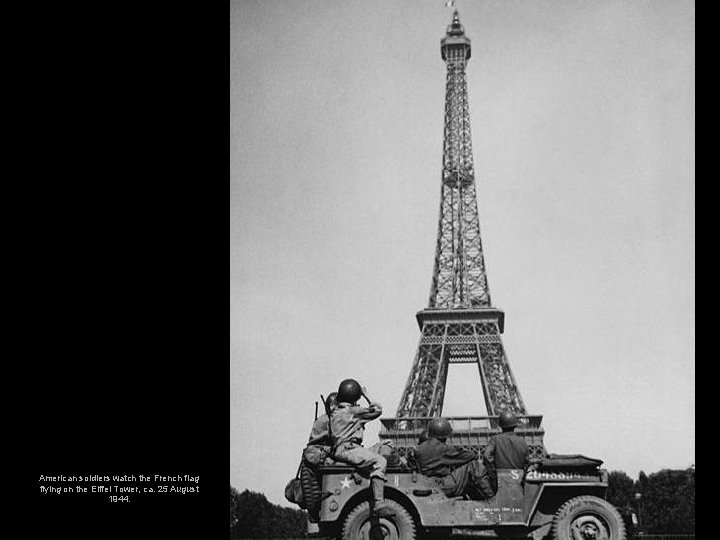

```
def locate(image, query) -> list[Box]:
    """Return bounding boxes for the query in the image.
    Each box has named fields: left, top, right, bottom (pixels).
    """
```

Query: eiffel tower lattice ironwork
left=380, top=11, right=545, bottom=459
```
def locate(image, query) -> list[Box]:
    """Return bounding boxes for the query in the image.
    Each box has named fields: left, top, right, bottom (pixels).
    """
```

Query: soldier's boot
left=370, top=477, right=395, bottom=518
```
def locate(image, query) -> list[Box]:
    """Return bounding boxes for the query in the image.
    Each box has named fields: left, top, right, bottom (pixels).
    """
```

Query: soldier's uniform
left=308, top=414, right=331, bottom=446
left=329, top=401, right=387, bottom=480
left=415, top=438, right=493, bottom=498
left=303, top=413, right=334, bottom=467
left=483, top=431, right=530, bottom=470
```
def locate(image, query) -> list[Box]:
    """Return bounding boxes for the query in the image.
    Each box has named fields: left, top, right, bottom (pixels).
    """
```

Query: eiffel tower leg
left=476, top=322, right=526, bottom=415
left=428, top=338, right=450, bottom=417
left=473, top=328, right=495, bottom=416
left=397, top=323, right=448, bottom=419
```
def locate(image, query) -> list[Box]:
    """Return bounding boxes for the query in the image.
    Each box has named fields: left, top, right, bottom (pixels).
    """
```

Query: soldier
left=483, top=410, right=531, bottom=471
left=415, top=418, right=494, bottom=499
left=303, top=392, right=338, bottom=468
left=406, top=429, right=430, bottom=475
left=330, top=378, right=395, bottom=518
left=418, top=429, right=429, bottom=445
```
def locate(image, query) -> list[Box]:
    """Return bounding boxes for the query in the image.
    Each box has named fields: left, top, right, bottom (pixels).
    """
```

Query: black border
left=13, top=3, right=226, bottom=537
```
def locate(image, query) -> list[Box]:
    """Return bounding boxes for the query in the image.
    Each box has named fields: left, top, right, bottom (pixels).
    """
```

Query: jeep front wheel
left=552, top=495, right=626, bottom=540
left=341, top=500, right=416, bottom=540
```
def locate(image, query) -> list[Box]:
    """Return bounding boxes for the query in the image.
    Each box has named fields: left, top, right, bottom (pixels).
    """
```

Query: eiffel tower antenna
left=380, top=10, right=545, bottom=460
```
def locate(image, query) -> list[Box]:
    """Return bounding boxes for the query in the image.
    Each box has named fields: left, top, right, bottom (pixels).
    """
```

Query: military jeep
left=305, top=416, right=626, bottom=540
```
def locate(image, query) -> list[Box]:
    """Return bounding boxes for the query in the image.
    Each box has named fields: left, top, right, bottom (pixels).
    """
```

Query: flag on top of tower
left=445, top=0, right=455, bottom=8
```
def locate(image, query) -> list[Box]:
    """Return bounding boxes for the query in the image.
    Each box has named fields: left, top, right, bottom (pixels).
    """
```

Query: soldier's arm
left=444, top=445, right=476, bottom=465
left=355, top=403, right=382, bottom=420
left=483, top=439, right=496, bottom=465
left=357, top=385, right=382, bottom=419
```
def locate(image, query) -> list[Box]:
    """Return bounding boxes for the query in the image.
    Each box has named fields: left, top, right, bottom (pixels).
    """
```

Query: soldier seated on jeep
left=329, top=378, right=396, bottom=518
left=484, top=410, right=535, bottom=471
left=415, top=417, right=494, bottom=500
left=302, top=392, right=338, bottom=469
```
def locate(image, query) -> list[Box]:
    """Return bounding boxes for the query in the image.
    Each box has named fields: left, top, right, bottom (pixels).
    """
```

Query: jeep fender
left=528, top=483, right=608, bottom=527
left=323, top=485, right=422, bottom=535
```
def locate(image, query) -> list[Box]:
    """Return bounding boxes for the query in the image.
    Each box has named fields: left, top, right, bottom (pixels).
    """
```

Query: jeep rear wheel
left=552, top=495, right=626, bottom=540
left=341, top=500, right=416, bottom=540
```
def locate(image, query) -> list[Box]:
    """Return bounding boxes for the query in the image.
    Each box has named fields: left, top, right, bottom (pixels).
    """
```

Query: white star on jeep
left=340, top=476, right=352, bottom=489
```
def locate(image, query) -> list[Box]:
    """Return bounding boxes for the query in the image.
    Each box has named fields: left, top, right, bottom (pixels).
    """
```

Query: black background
left=11, top=3, right=226, bottom=538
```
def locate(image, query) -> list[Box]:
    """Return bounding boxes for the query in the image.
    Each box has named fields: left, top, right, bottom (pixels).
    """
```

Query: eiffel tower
left=380, top=11, right=545, bottom=459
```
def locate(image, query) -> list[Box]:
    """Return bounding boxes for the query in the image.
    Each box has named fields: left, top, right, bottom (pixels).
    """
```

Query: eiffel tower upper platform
left=379, top=11, right=546, bottom=461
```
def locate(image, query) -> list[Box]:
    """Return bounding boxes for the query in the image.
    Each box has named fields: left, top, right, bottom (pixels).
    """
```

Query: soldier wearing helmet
left=329, top=379, right=395, bottom=517
left=483, top=410, right=531, bottom=470
left=303, top=392, right=339, bottom=468
left=407, top=429, right=430, bottom=472
left=414, top=418, right=494, bottom=499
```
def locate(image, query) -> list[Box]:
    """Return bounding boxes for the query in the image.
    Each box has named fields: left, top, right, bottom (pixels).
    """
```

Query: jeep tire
left=552, top=495, right=626, bottom=540
left=342, top=500, right=416, bottom=540
left=299, top=462, right=322, bottom=520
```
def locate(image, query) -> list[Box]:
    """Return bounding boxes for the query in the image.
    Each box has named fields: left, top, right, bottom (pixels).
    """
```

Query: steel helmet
left=325, top=392, right=338, bottom=411
left=498, top=410, right=518, bottom=430
left=427, top=418, right=452, bottom=439
left=337, top=379, right=362, bottom=403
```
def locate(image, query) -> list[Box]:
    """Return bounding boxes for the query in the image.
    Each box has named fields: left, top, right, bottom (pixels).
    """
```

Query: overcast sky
left=230, top=0, right=694, bottom=506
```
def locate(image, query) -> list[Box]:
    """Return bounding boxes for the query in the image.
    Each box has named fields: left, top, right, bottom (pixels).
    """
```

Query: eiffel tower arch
left=380, top=11, right=546, bottom=461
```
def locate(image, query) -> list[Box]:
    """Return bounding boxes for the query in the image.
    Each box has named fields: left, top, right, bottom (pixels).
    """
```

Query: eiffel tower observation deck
left=380, top=11, right=546, bottom=460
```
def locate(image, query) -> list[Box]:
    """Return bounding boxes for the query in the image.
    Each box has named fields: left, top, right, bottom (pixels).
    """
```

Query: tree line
left=606, top=466, right=694, bottom=535
left=230, top=466, right=695, bottom=538
left=230, top=486, right=307, bottom=538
